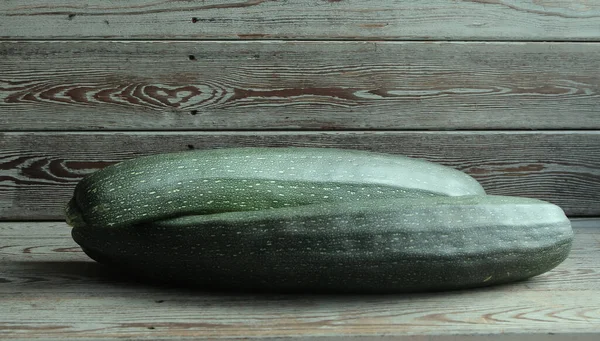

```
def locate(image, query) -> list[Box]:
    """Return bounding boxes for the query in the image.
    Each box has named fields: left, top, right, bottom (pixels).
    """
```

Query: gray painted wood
left=0, top=221, right=598, bottom=340
left=1, top=131, right=599, bottom=219
left=1, top=41, right=599, bottom=131
left=569, top=218, right=600, bottom=228
left=1, top=0, right=599, bottom=40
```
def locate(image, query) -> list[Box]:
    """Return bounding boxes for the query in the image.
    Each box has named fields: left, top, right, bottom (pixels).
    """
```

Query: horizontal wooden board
left=1, top=0, right=599, bottom=40
left=1, top=131, right=599, bottom=219
left=1, top=41, right=599, bottom=131
left=0, top=221, right=598, bottom=340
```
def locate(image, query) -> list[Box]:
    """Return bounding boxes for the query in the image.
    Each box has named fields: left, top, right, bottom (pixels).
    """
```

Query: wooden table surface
left=1, top=219, right=598, bottom=341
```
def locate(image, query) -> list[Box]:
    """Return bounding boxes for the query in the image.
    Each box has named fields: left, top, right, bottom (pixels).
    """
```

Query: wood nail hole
left=190, top=110, right=199, bottom=115
left=188, top=55, right=196, bottom=61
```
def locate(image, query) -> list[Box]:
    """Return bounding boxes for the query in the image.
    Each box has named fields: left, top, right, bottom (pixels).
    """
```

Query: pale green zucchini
left=66, top=147, right=484, bottom=229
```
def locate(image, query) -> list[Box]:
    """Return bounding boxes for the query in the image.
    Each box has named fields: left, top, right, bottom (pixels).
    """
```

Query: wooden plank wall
left=2, top=0, right=600, bottom=40
left=1, top=0, right=599, bottom=220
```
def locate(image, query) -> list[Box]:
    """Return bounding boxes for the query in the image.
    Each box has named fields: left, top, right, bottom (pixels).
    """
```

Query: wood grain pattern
left=1, top=0, right=599, bottom=40
left=0, top=221, right=598, bottom=340
left=1, top=131, right=599, bottom=219
left=2, top=41, right=599, bottom=131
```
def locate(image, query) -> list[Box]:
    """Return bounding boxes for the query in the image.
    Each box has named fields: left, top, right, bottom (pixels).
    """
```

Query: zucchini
left=66, top=147, right=484, bottom=229
left=71, top=195, right=573, bottom=293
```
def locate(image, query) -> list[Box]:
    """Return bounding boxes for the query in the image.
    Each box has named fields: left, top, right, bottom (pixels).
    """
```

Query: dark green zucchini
left=71, top=195, right=573, bottom=293
left=66, top=147, right=484, bottom=229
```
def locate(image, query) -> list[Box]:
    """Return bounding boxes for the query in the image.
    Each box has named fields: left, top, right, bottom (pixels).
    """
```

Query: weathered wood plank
left=1, top=131, right=599, bottom=219
left=1, top=41, right=599, bottom=130
left=1, top=0, right=599, bottom=40
left=0, top=221, right=598, bottom=340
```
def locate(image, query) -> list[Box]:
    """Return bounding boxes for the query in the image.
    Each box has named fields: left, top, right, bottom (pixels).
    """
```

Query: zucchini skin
left=67, top=147, right=485, bottom=229
left=71, top=195, right=573, bottom=293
